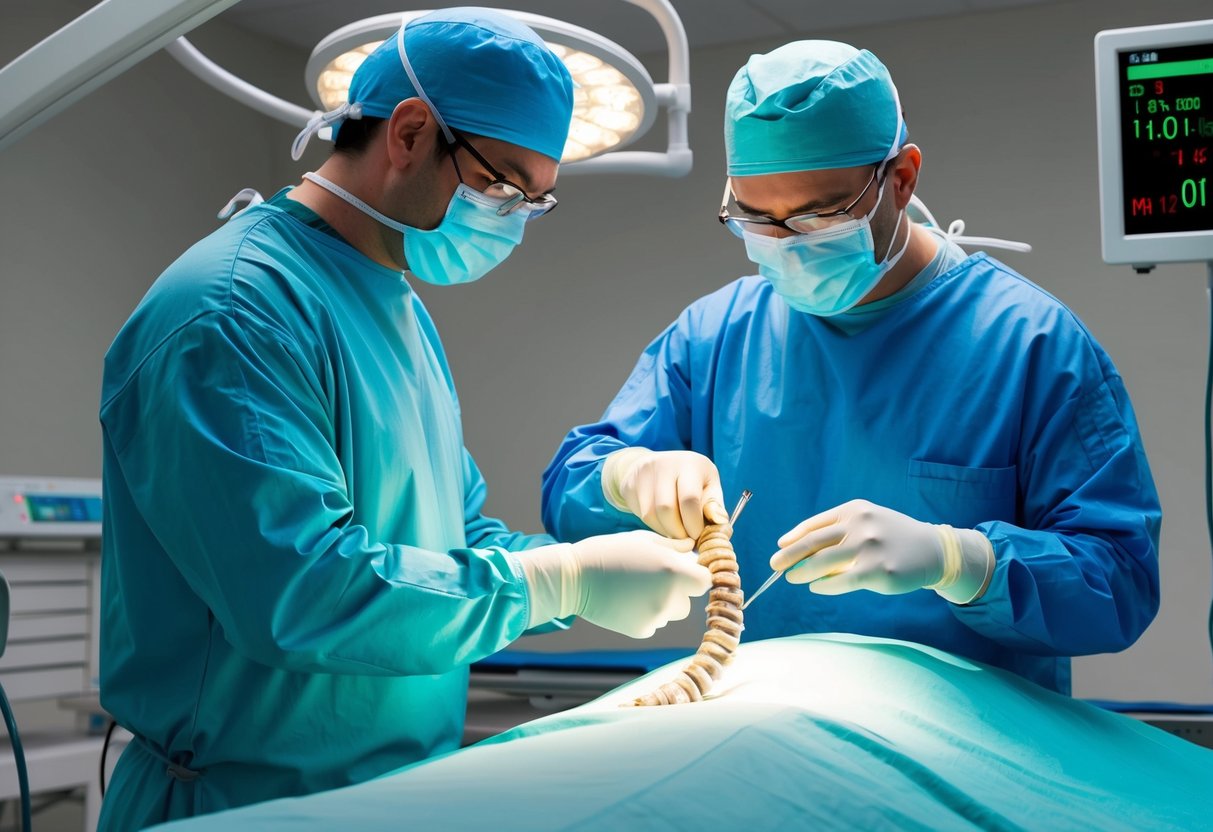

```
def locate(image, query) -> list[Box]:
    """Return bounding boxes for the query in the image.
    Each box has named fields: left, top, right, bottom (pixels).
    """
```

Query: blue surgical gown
left=542, top=255, right=1162, bottom=694
left=99, top=192, right=551, bottom=829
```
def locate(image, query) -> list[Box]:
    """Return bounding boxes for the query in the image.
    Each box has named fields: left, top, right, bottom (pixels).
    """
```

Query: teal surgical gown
left=542, top=255, right=1162, bottom=694
left=99, top=191, right=551, bottom=829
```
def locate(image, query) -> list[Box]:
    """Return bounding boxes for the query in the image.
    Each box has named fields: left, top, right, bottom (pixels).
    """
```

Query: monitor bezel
left=1095, top=19, right=1213, bottom=267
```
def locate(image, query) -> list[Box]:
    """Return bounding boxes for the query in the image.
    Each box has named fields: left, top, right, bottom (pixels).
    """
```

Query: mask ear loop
left=883, top=85, right=1031, bottom=255
left=301, top=171, right=410, bottom=233
left=872, top=80, right=910, bottom=265
left=873, top=79, right=917, bottom=265
left=908, top=195, right=1033, bottom=254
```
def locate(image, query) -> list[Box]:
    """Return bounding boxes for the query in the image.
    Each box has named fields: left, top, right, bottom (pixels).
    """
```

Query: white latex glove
left=770, top=499, right=994, bottom=604
left=518, top=530, right=712, bottom=638
left=601, top=448, right=727, bottom=541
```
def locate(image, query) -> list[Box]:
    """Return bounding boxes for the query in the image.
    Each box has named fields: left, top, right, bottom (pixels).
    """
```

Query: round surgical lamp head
left=305, top=11, right=657, bottom=163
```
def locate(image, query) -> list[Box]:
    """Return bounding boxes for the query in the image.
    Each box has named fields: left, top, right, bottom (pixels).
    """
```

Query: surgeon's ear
left=888, top=144, right=923, bottom=210
left=385, top=98, right=436, bottom=171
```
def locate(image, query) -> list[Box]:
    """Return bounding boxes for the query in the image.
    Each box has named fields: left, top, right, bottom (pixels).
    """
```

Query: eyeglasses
left=718, top=164, right=881, bottom=238
left=447, top=131, right=558, bottom=220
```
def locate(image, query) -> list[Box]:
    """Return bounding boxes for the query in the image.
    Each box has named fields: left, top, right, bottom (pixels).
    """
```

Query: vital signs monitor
left=1096, top=19, right=1213, bottom=269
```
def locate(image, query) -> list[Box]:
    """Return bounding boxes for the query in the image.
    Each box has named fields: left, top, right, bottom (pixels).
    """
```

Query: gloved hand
left=518, top=530, right=712, bottom=637
left=771, top=499, right=994, bottom=604
left=601, top=448, right=727, bottom=541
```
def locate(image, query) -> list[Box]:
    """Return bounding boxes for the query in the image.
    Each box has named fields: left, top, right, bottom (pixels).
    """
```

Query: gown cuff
left=931, top=527, right=995, bottom=605
left=600, top=447, right=651, bottom=513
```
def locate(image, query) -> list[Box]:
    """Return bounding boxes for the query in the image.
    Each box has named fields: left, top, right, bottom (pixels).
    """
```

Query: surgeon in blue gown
left=98, top=10, right=712, bottom=830
left=542, top=40, right=1161, bottom=696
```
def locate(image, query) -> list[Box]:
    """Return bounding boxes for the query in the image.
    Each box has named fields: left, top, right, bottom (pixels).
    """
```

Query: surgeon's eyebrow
left=500, top=160, right=554, bottom=196
left=735, top=191, right=852, bottom=218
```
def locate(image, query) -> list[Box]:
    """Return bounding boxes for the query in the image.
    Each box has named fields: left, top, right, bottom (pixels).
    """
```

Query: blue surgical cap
left=724, top=40, right=908, bottom=176
left=339, top=7, right=574, bottom=162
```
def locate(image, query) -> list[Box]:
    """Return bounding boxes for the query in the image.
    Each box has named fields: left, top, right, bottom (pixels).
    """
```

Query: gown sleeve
left=101, top=309, right=536, bottom=676
left=542, top=311, right=697, bottom=541
left=957, top=357, right=1162, bottom=656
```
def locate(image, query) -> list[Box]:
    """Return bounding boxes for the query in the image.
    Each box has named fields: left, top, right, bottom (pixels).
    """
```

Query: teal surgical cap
left=724, top=40, right=908, bottom=176
left=339, top=7, right=574, bottom=162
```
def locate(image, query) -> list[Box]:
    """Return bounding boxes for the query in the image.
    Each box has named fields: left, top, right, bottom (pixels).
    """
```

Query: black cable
left=0, top=682, right=31, bottom=832
left=99, top=719, right=118, bottom=799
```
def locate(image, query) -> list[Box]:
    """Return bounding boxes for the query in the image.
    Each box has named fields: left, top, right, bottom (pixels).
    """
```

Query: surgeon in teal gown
left=98, top=10, right=712, bottom=830
left=542, top=40, right=1162, bottom=695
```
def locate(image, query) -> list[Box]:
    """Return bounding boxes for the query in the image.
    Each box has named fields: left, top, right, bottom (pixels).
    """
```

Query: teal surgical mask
left=742, top=178, right=909, bottom=316
left=302, top=172, right=528, bottom=286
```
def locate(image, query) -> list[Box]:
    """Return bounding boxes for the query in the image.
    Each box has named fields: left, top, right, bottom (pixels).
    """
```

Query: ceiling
left=218, top=0, right=1067, bottom=57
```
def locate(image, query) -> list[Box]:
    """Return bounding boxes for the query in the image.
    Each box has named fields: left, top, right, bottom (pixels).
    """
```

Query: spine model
left=630, top=510, right=743, bottom=706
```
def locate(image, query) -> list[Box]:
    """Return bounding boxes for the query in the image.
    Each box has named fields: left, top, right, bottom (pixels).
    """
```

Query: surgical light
left=0, top=0, right=691, bottom=175
left=304, top=11, right=657, bottom=164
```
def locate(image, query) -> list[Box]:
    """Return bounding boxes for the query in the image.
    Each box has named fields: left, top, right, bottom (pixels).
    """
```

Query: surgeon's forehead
left=731, top=165, right=874, bottom=216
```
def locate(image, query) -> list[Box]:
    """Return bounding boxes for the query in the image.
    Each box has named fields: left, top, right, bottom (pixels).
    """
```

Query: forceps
left=727, top=489, right=753, bottom=526
left=741, top=566, right=782, bottom=610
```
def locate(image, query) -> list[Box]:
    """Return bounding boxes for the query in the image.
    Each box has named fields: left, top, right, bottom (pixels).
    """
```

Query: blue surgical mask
left=302, top=172, right=527, bottom=286
left=742, top=178, right=909, bottom=316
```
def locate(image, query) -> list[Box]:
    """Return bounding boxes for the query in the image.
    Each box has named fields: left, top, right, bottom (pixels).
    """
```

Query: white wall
left=0, top=0, right=307, bottom=483
left=2, top=0, right=1211, bottom=705
left=0, top=6, right=319, bottom=829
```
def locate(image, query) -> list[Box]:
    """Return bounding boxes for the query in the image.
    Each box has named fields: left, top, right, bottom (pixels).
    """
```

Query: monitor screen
left=1117, top=43, right=1213, bottom=236
left=24, top=494, right=103, bottom=523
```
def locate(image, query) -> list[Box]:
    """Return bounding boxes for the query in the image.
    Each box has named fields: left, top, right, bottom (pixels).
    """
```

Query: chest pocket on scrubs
left=907, top=459, right=1018, bottom=529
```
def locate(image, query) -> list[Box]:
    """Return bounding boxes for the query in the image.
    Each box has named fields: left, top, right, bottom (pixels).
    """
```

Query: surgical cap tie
left=291, top=102, right=363, bottom=161
left=882, top=86, right=904, bottom=165
left=216, top=188, right=264, bottom=220
left=289, top=19, right=453, bottom=163
left=396, top=20, right=455, bottom=145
